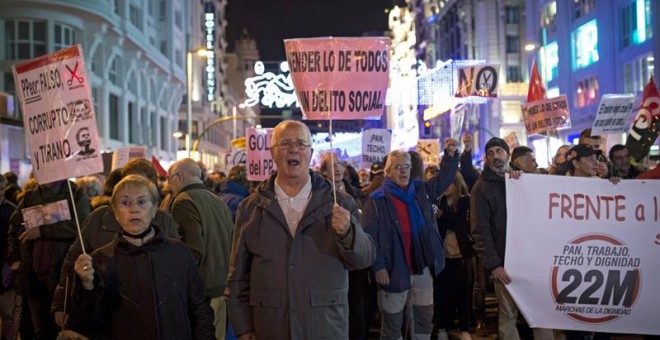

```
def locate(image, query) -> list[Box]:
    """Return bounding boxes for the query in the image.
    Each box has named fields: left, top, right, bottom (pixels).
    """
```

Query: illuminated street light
left=524, top=43, right=537, bottom=52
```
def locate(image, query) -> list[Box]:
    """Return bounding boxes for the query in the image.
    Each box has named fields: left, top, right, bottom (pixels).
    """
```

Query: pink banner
left=246, top=128, right=276, bottom=181
left=284, top=37, right=390, bottom=120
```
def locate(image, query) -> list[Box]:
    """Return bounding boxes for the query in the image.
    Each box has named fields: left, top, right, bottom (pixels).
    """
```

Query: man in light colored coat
left=168, top=158, right=233, bottom=339
left=226, top=120, right=375, bottom=340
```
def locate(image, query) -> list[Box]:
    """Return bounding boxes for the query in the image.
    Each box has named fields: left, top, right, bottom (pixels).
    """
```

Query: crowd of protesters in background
left=0, top=124, right=657, bottom=340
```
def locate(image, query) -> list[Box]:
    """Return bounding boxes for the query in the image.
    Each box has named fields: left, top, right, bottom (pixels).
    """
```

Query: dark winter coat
left=226, top=171, right=375, bottom=340
left=470, top=166, right=507, bottom=274
left=51, top=206, right=179, bottom=315
left=68, top=227, right=215, bottom=339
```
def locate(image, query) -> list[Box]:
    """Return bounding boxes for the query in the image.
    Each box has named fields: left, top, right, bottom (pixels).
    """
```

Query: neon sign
left=204, top=6, right=215, bottom=102
left=243, top=61, right=298, bottom=108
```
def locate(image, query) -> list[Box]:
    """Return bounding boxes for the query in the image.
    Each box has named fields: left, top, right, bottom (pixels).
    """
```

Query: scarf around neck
left=382, top=178, right=424, bottom=249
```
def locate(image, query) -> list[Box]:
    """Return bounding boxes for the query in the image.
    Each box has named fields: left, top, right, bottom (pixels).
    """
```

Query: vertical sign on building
left=204, top=2, right=215, bottom=102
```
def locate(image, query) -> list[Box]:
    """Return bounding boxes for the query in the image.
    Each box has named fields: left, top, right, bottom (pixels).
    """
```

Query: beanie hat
left=485, top=137, right=510, bottom=155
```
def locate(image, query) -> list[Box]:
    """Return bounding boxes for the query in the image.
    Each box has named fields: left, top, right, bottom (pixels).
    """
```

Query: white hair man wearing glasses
left=226, top=120, right=376, bottom=340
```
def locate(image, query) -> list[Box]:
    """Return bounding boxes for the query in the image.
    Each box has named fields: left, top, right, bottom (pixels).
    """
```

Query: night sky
left=226, top=0, right=394, bottom=61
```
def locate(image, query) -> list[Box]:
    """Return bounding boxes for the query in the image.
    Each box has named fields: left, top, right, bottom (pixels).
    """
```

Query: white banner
left=111, top=146, right=146, bottom=171
left=12, top=45, right=103, bottom=184
left=361, top=129, right=391, bottom=168
left=505, top=174, right=660, bottom=335
left=591, top=94, right=636, bottom=135
left=246, top=128, right=276, bottom=181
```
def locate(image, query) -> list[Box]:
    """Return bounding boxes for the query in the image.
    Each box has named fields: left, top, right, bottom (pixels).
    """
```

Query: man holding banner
left=470, top=137, right=554, bottom=340
left=226, top=120, right=375, bottom=340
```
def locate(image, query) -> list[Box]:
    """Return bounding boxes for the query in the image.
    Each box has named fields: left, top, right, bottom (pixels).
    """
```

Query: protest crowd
left=0, top=118, right=658, bottom=340
left=2, top=34, right=659, bottom=340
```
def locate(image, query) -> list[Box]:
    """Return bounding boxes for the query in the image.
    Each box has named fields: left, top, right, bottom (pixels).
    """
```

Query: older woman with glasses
left=362, top=150, right=446, bottom=340
left=68, top=175, right=214, bottom=339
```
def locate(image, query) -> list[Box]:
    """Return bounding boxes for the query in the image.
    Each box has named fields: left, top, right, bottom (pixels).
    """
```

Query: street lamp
left=186, top=49, right=211, bottom=158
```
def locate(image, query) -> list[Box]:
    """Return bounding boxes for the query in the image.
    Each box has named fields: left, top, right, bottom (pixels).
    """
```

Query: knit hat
left=485, top=137, right=510, bottom=155
left=510, top=146, right=534, bottom=163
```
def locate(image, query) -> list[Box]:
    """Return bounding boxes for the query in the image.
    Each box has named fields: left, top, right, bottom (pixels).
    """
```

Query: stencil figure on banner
left=469, top=137, right=555, bottom=340
left=51, top=158, right=180, bottom=330
left=8, top=179, right=90, bottom=340
left=11, top=45, right=103, bottom=184
left=225, top=120, right=375, bottom=340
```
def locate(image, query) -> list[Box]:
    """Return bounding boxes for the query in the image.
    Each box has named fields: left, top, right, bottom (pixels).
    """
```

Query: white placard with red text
left=505, top=174, right=660, bottom=335
left=12, top=45, right=103, bottom=184
left=246, top=128, right=276, bottom=181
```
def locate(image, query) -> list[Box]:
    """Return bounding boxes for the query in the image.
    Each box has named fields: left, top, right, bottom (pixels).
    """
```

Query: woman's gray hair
left=384, top=150, right=411, bottom=176
left=111, top=174, right=159, bottom=207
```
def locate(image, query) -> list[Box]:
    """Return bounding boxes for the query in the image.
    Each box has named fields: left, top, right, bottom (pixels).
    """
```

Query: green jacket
left=171, top=183, right=233, bottom=297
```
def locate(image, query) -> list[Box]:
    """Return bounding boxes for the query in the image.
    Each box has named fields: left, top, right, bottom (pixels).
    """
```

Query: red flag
left=151, top=155, right=168, bottom=178
left=626, top=76, right=660, bottom=161
left=527, top=59, right=546, bottom=103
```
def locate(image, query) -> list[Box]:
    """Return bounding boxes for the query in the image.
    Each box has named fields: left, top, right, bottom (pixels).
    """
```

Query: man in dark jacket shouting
left=226, top=120, right=376, bottom=340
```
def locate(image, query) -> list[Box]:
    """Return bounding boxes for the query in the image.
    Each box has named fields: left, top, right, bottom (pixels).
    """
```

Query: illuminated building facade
left=414, top=0, right=531, bottom=161
left=0, top=0, right=192, bottom=177
left=178, top=0, right=234, bottom=171
left=526, top=0, right=658, bottom=148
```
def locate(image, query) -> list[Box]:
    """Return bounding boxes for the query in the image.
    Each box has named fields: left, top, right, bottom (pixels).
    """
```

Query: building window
left=619, top=0, right=653, bottom=49
left=108, top=57, right=120, bottom=85
left=129, top=3, right=142, bottom=29
left=505, top=6, right=519, bottom=24
left=575, top=76, right=599, bottom=108
left=506, top=36, right=520, bottom=53
left=573, top=0, right=596, bottom=20
left=160, top=116, right=167, bottom=151
left=623, top=54, right=654, bottom=93
left=128, top=102, right=136, bottom=143
left=4, top=20, right=46, bottom=60
left=109, top=94, right=120, bottom=140
left=54, top=24, right=76, bottom=51
left=573, top=20, right=599, bottom=70
left=175, top=48, right=183, bottom=67
left=540, top=1, right=557, bottom=31
left=174, top=9, right=182, bottom=29
left=113, top=0, right=120, bottom=15
left=507, top=66, right=522, bottom=82
left=151, top=111, right=158, bottom=149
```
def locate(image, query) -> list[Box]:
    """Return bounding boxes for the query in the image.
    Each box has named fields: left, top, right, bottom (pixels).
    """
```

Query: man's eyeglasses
left=273, top=140, right=311, bottom=151
left=168, top=173, right=181, bottom=181
left=392, top=164, right=412, bottom=170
